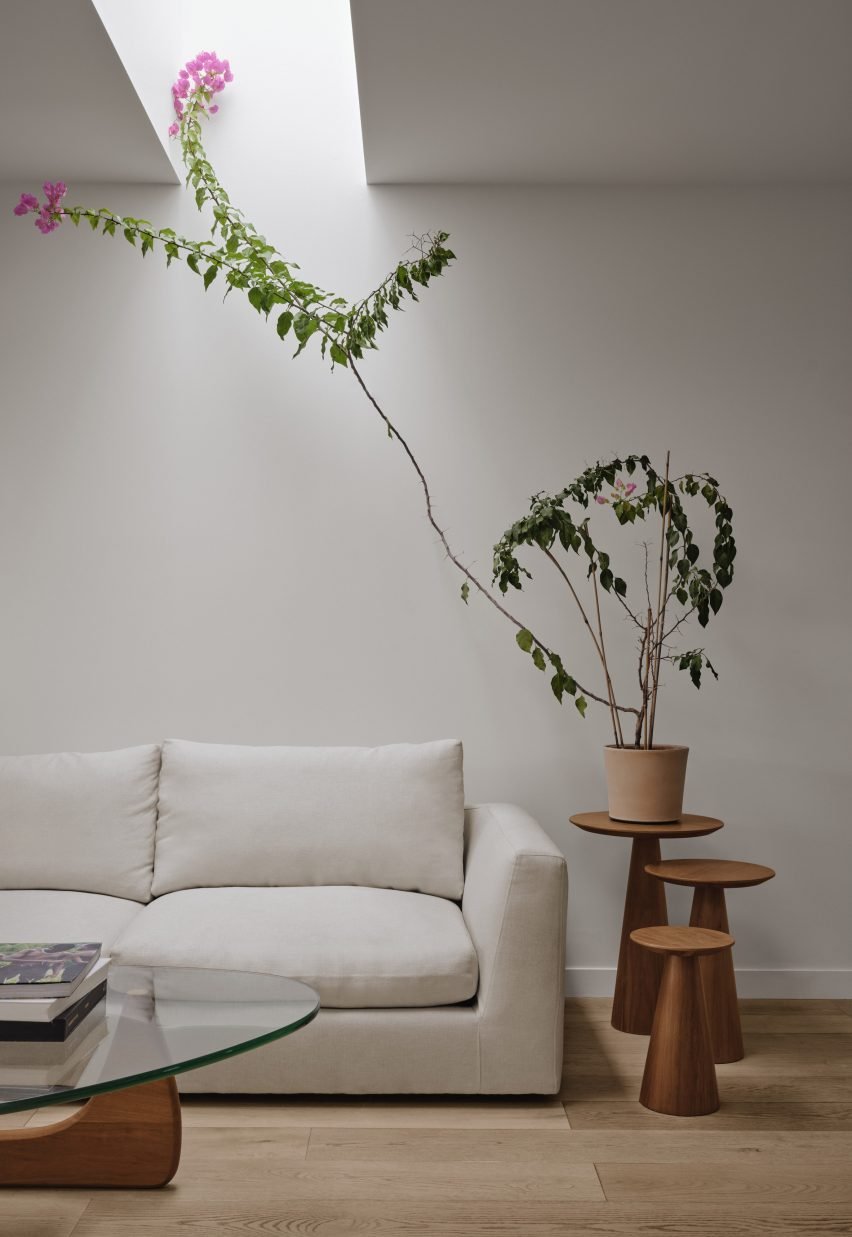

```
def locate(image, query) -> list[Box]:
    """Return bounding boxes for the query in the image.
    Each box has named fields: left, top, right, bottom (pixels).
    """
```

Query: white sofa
left=0, top=739, right=567, bottom=1094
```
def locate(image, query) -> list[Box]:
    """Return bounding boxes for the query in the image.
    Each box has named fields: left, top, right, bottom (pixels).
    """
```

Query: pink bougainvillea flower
left=169, top=49, right=234, bottom=135
left=625, top=482, right=637, bottom=495
left=13, top=183, right=67, bottom=233
left=13, top=192, right=39, bottom=215
left=595, top=495, right=609, bottom=505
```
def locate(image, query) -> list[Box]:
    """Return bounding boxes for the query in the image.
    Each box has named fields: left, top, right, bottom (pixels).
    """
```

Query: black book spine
left=0, top=981, right=107, bottom=1043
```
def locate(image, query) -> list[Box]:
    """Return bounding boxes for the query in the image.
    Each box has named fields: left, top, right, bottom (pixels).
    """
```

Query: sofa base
left=176, top=1005, right=559, bottom=1096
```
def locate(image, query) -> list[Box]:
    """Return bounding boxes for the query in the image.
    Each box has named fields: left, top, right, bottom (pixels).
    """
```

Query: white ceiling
left=351, top=0, right=852, bottom=184
left=0, top=0, right=176, bottom=184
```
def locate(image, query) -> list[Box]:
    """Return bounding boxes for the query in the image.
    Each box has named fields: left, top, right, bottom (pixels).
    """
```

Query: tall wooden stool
left=644, top=859, right=775, bottom=1062
left=630, top=926, right=734, bottom=1116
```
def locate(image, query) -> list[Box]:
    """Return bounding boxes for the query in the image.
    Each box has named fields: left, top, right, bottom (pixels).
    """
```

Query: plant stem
left=643, top=607, right=653, bottom=749
left=346, top=356, right=640, bottom=722
left=648, top=450, right=672, bottom=748
left=592, top=571, right=623, bottom=746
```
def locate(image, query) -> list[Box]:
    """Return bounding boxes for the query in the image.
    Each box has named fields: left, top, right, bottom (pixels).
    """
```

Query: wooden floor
left=2, top=997, right=851, bottom=1236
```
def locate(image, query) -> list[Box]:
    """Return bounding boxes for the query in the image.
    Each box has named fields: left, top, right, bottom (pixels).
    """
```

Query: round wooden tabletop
left=570, top=812, right=724, bottom=839
left=644, top=858, right=775, bottom=888
left=630, top=926, right=735, bottom=956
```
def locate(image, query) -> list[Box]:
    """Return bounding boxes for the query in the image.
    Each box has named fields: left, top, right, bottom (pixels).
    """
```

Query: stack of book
left=0, top=943, right=109, bottom=1042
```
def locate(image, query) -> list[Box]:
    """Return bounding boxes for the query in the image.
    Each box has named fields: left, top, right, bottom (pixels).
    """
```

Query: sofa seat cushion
left=112, top=887, right=479, bottom=1009
left=0, top=890, right=145, bottom=952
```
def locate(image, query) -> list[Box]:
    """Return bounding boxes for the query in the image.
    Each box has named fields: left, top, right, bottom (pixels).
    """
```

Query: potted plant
left=488, top=453, right=736, bottom=821
left=13, top=61, right=735, bottom=824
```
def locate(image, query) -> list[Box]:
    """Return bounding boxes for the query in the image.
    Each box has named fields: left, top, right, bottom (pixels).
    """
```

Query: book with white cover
left=0, top=957, right=110, bottom=1022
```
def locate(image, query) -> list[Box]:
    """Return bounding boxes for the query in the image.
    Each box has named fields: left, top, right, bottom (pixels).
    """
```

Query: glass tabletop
left=0, top=965, right=319, bottom=1115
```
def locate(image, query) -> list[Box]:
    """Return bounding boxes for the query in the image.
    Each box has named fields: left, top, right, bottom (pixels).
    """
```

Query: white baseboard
left=565, top=967, right=852, bottom=999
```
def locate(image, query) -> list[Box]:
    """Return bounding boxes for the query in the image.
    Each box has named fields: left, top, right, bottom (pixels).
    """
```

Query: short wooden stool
left=644, top=859, right=775, bottom=1062
left=630, top=926, right=734, bottom=1116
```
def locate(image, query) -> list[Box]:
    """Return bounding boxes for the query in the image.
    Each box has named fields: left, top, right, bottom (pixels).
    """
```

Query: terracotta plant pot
left=604, top=744, right=689, bottom=823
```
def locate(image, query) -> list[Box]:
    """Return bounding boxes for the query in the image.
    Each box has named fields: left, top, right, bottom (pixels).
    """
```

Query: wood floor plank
left=597, top=1161, right=852, bottom=1204
left=70, top=1201, right=852, bottom=1235
left=738, top=999, right=850, bottom=1015
left=85, top=1159, right=605, bottom=1202
left=564, top=1031, right=852, bottom=1070
left=564, top=1100, right=852, bottom=1130
left=180, top=1096, right=569, bottom=1128
left=306, top=1127, right=852, bottom=1163
left=0, top=1221, right=80, bottom=1237
left=179, top=1126, right=311, bottom=1174
left=0, top=1192, right=91, bottom=1220
left=560, top=1073, right=852, bottom=1102
left=739, top=1014, right=852, bottom=1034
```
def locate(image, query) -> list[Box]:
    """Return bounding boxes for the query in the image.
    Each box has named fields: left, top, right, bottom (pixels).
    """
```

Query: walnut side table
left=570, top=812, right=725, bottom=1035
left=644, top=858, right=776, bottom=1062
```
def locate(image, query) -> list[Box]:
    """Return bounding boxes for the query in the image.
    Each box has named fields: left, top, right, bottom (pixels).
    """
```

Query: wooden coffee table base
left=0, top=1077, right=181, bottom=1188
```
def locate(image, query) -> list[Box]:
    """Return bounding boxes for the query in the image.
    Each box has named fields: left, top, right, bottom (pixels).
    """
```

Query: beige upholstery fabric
left=0, top=889, right=144, bottom=952
left=463, top=803, right=568, bottom=1094
left=152, top=739, right=465, bottom=899
left=0, top=746, right=161, bottom=902
left=179, top=1005, right=480, bottom=1095
left=155, top=805, right=566, bottom=1095
left=112, top=885, right=479, bottom=1009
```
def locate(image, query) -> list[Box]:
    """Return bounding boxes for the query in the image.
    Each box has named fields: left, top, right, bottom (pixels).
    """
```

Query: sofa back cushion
left=152, top=739, right=465, bottom=899
left=0, top=745, right=161, bottom=902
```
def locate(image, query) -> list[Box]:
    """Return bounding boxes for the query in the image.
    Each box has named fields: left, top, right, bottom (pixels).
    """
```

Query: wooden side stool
left=644, top=859, right=775, bottom=1062
left=630, top=926, right=734, bottom=1116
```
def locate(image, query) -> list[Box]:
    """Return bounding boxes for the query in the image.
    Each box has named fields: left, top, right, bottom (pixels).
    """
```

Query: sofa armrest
left=462, top=803, right=568, bottom=1093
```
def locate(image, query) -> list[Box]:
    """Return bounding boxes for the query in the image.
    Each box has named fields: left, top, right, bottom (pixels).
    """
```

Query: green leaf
left=575, top=695, right=588, bottom=717
left=613, top=576, right=627, bottom=597
left=329, top=342, right=348, bottom=367
left=532, top=646, right=546, bottom=672
left=248, top=286, right=264, bottom=312
left=203, top=264, right=218, bottom=291
left=709, top=588, right=723, bottom=615
left=516, top=628, right=534, bottom=653
left=551, top=674, right=564, bottom=703
left=87, top=214, right=99, bottom=231
left=599, top=568, right=613, bottom=591
left=292, top=317, right=319, bottom=356
left=460, top=582, right=470, bottom=604
left=123, top=227, right=136, bottom=246
left=276, top=311, right=293, bottom=339
left=186, top=253, right=200, bottom=275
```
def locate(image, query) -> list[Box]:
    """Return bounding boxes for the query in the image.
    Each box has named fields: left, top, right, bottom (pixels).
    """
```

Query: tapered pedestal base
left=639, top=954, right=720, bottom=1117
left=0, top=1077, right=181, bottom=1188
left=611, top=837, right=668, bottom=1035
left=691, top=885, right=744, bottom=1063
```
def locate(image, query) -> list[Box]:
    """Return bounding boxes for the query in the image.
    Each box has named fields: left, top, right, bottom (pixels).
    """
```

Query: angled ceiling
left=351, top=0, right=852, bottom=184
left=0, top=0, right=176, bottom=184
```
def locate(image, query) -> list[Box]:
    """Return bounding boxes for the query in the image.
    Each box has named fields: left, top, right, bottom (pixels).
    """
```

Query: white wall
left=2, top=1, right=850, bottom=995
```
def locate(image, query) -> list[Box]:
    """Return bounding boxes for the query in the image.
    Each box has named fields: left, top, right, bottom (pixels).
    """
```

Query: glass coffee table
left=0, top=965, right=319, bottom=1187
